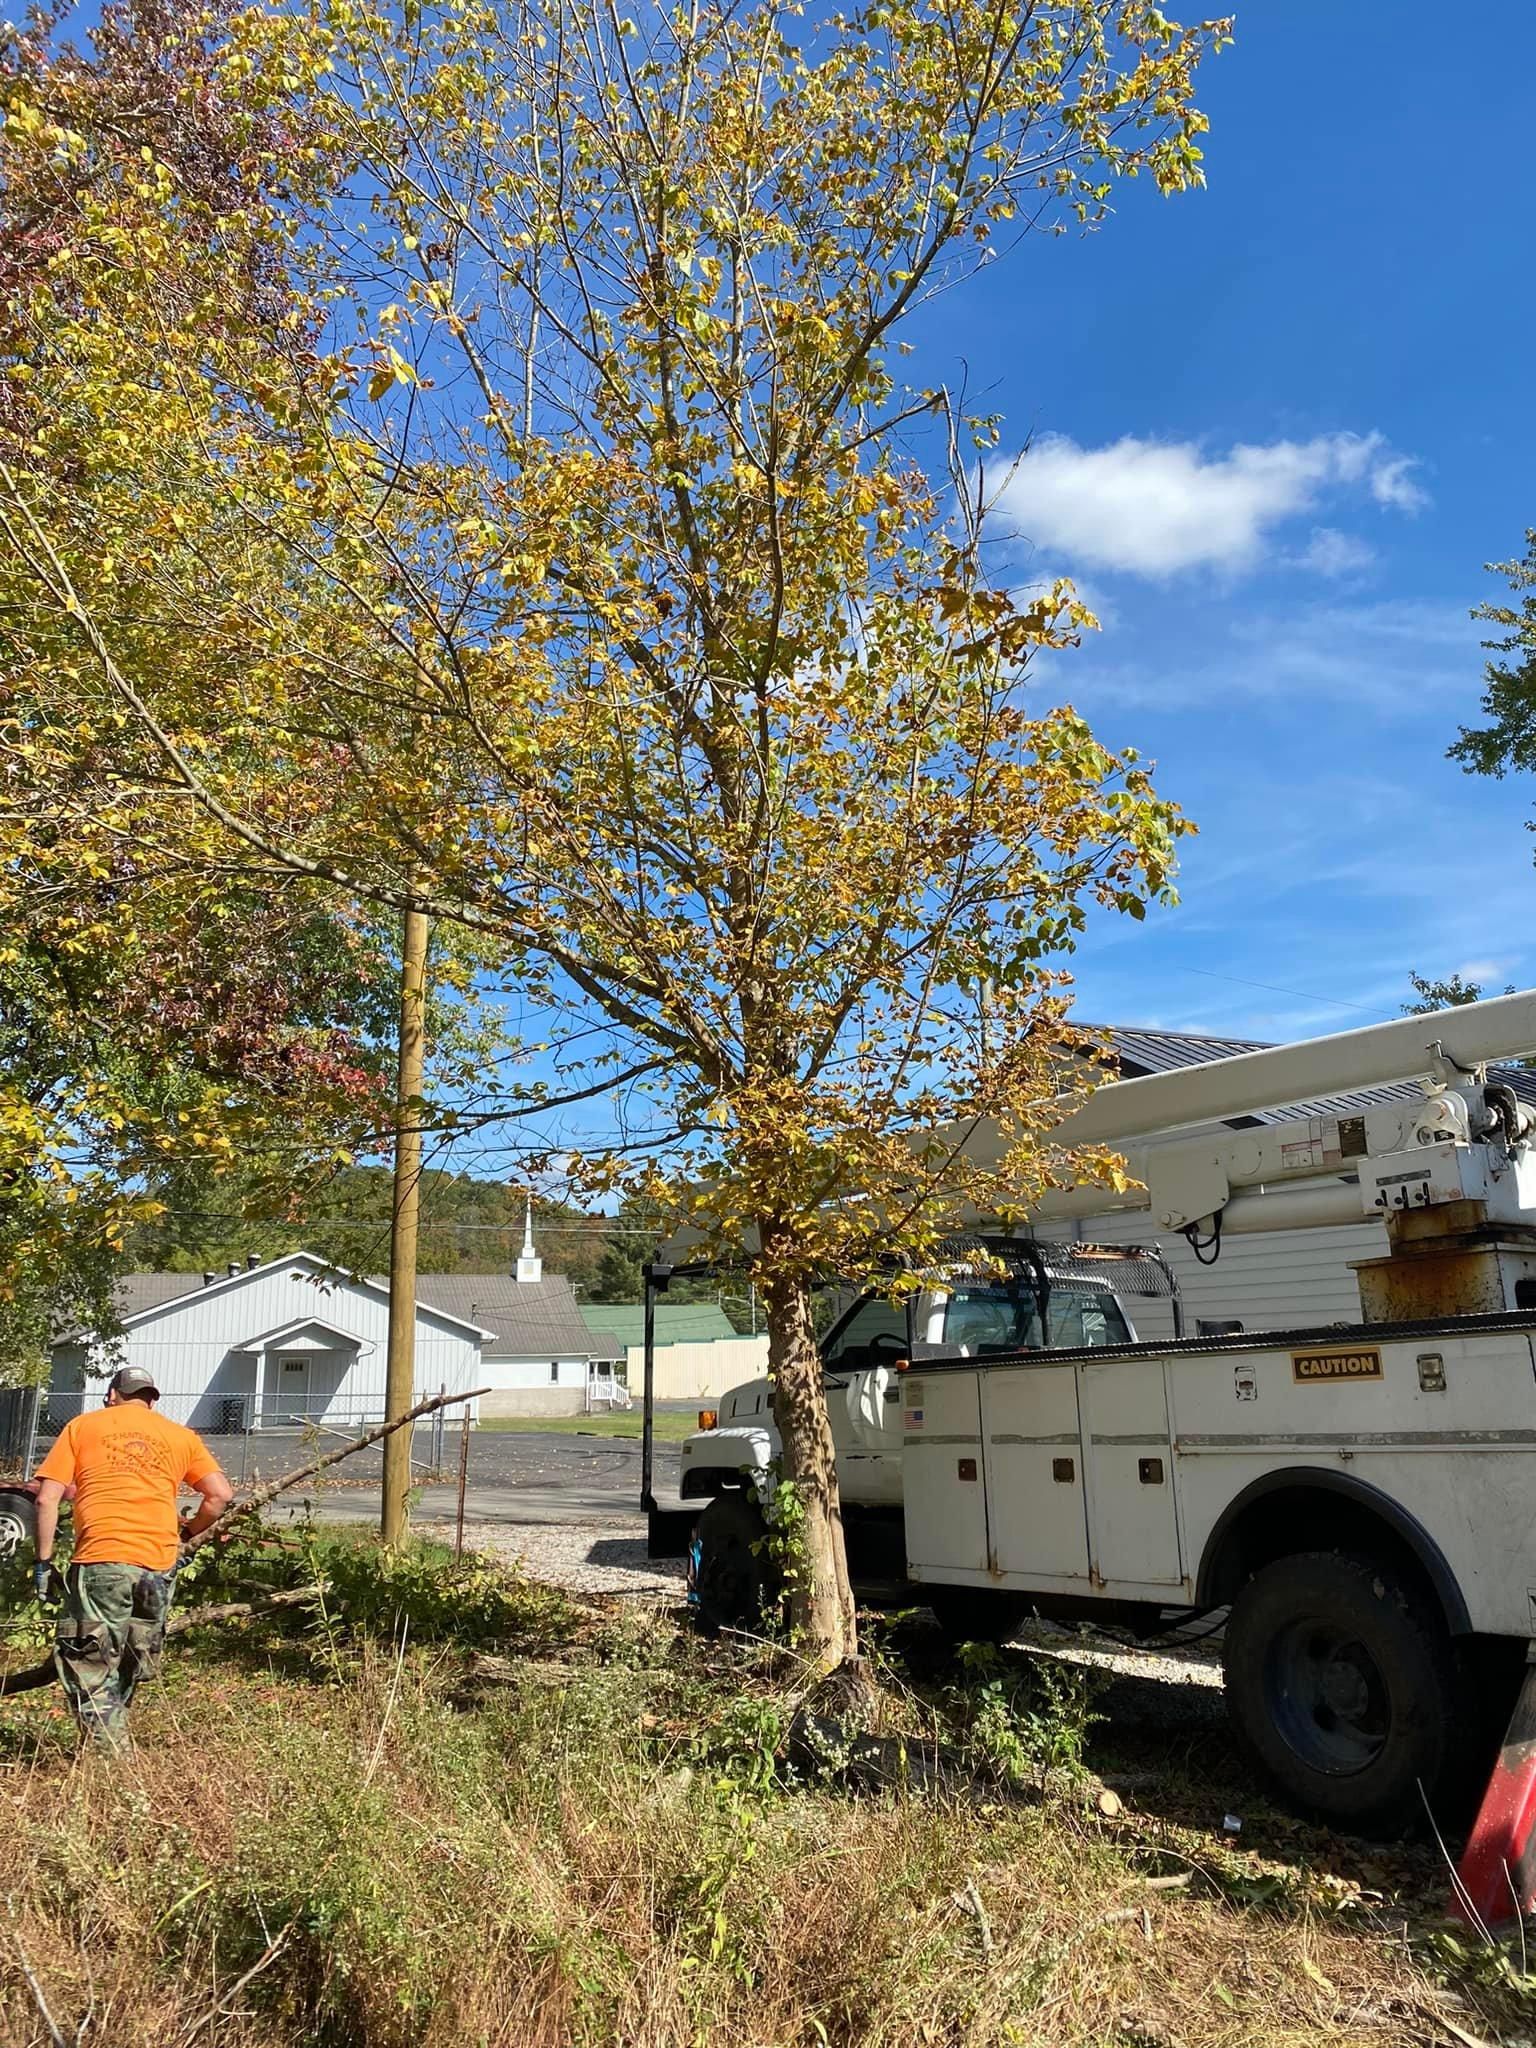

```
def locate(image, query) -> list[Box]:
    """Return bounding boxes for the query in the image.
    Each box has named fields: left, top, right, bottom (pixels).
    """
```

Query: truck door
left=1078, top=1358, right=1185, bottom=1592
left=820, top=1294, right=907, bottom=1506
left=980, top=1364, right=1092, bottom=1584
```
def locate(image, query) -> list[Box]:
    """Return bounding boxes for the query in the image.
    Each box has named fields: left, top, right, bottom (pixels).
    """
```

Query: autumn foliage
left=1, top=0, right=1228, bottom=1654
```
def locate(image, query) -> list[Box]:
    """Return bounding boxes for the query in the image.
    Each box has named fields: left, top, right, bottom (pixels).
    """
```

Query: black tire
left=1444, top=1633, right=1532, bottom=1823
left=1223, top=1549, right=1456, bottom=1838
left=928, top=1586, right=1031, bottom=1649
left=0, top=1490, right=38, bottom=1567
left=694, top=1492, right=778, bottom=1632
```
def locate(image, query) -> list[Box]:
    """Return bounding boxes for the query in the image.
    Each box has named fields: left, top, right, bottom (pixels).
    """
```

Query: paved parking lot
left=210, top=1422, right=680, bottom=1526
left=222, top=1424, right=691, bottom=1592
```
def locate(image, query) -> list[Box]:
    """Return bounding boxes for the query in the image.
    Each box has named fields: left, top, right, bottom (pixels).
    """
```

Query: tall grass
left=0, top=1544, right=1523, bottom=2046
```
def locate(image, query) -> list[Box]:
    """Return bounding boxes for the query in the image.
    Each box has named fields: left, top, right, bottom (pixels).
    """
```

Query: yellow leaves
left=366, top=347, right=418, bottom=401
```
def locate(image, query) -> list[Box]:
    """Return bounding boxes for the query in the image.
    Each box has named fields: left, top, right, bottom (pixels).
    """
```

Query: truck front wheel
left=694, top=1492, right=779, bottom=1633
left=1223, top=1549, right=1456, bottom=1839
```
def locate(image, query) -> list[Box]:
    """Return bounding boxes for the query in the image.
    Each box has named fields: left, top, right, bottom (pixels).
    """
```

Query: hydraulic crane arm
left=1053, top=988, right=1536, bottom=1149
left=1027, top=989, right=1536, bottom=1239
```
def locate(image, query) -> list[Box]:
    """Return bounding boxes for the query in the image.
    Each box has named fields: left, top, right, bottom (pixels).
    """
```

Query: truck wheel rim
left=1265, top=1620, right=1390, bottom=1776
left=0, top=1509, right=27, bottom=1562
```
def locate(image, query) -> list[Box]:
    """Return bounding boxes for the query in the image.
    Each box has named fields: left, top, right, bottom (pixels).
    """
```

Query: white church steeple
left=515, top=1194, right=542, bottom=1284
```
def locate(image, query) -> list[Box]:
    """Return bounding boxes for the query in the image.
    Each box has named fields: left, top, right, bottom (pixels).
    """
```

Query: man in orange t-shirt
left=34, top=1366, right=233, bottom=1747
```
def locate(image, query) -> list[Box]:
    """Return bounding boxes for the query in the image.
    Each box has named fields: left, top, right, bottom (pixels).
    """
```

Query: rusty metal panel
left=1355, top=1249, right=1511, bottom=1324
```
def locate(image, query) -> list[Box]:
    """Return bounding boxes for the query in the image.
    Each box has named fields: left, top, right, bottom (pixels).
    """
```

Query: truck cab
left=678, top=1238, right=1164, bottom=1517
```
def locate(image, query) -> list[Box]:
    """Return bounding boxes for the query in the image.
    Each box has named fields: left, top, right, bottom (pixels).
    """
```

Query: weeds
left=691, top=1689, right=788, bottom=1792
left=957, top=1640, right=1105, bottom=1787
left=0, top=1548, right=1528, bottom=2047
left=173, top=1517, right=577, bottom=1664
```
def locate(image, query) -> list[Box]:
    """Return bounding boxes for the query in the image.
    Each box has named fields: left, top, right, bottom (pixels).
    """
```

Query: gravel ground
left=1010, top=1613, right=1227, bottom=1729
left=419, top=1516, right=689, bottom=1598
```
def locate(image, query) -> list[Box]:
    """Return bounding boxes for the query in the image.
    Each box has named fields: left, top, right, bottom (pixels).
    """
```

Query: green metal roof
left=579, top=1302, right=738, bottom=1351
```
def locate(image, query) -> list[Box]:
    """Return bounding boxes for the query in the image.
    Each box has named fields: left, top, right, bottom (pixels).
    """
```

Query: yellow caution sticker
left=1291, top=1345, right=1384, bottom=1384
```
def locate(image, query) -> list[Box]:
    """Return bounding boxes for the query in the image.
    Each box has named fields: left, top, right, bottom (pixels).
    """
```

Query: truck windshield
left=921, top=1282, right=1129, bottom=1356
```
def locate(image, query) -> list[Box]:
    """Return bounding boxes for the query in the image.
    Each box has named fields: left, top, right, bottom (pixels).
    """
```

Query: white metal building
left=48, top=1217, right=601, bottom=1429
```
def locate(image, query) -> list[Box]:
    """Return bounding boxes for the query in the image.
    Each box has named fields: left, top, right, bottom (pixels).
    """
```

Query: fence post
left=454, top=1419, right=471, bottom=1559
left=21, top=1386, right=40, bottom=1476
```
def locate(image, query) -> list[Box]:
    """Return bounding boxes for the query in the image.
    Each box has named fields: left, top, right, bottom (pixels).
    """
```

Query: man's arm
left=179, top=1468, right=234, bottom=1542
left=33, top=1478, right=64, bottom=1563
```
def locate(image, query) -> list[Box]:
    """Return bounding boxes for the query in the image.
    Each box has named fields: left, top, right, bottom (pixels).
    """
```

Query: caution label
left=1291, top=1345, right=1384, bottom=1384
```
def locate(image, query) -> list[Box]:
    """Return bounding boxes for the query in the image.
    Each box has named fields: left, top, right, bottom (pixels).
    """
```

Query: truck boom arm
left=1055, top=989, right=1536, bottom=1147
left=1027, top=988, right=1536, bottom=1239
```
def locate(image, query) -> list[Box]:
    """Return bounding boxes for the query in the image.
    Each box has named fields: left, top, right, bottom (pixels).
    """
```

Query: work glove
left=32, top=1561, right=63, bottom=1609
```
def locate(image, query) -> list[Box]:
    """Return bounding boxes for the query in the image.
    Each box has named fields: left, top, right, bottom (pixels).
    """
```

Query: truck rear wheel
left=1223, top=1549, right=1456, bottom=1838
left=694, top=1492, right=778, bottom=1632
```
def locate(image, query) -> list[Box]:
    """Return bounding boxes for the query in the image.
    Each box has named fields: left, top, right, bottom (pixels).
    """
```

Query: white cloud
left=990, top=431, right=1428, bottom=579
left=1295, top=527, right=1377, bottom=579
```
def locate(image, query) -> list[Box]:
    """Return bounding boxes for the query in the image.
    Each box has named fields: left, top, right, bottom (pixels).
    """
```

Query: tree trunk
left=761, top=1267, right=858, bottom=1668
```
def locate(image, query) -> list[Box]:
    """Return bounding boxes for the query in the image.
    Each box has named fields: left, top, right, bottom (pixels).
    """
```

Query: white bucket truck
left=667, top=990, right=1536, bottom=1835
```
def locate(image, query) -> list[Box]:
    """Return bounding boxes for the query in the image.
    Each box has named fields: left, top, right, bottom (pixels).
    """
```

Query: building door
left=271, top=1354, right=311, bottom=1423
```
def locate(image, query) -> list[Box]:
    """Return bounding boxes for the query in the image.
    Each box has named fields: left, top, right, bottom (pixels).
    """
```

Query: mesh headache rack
left=910, top=1234, right=1184, bottom=1342
left=1040, top=1241, right=1181, bottom=1299
left=913, top=1233, right=1177, bottom=1293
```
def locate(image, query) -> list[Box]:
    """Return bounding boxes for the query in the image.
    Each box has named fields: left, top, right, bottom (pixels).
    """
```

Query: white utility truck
left=671, top=990, right=1536, bottom=1836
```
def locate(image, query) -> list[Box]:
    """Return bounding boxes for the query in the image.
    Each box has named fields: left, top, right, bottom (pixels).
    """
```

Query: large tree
left=1402, top=971, right=1510, bottom=1015
left=0, top=0, right=528, bottom=1377
left=1452, top=531, right=1536, bottom=800
left=2, top=0, right=1225, bottom=1661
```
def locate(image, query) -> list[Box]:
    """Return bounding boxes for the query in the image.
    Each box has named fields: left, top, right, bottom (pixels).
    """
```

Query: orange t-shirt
left=36, top=1404, right=222, bottom=1571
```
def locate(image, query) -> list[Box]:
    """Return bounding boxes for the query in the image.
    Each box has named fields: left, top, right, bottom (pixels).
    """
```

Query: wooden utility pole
left=381, top=904, right=429, bottom=1548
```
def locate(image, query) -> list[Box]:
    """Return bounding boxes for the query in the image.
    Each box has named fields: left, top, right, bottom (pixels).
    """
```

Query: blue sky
left=919, top=0, right=1536, bottom=1043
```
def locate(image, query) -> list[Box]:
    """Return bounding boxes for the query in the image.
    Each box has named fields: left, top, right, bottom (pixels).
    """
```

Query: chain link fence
left=32, top=1386, right=463, bottom=1490
left=0, top=1386, right=42, bottom=1477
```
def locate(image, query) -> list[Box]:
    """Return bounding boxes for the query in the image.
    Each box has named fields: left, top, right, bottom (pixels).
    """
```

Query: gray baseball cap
left=107, top=1366, right=160, bottom=1400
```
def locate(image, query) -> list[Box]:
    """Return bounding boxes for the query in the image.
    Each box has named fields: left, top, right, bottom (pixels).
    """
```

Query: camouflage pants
left=54, top=1562, right=178, bottom=1749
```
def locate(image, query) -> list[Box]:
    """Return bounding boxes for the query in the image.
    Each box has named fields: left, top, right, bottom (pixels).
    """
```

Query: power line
left=1170, top=965, right=1395, bottom=1021
left=148, top=1211, right=657, bottom=1236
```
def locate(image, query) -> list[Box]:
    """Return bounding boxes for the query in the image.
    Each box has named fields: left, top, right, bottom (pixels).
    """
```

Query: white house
left=49, top=1214, right=601, bottom=1430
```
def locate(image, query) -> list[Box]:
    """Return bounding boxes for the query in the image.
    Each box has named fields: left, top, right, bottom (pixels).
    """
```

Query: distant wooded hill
left=127, top=1170, right=750, bottom=1325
